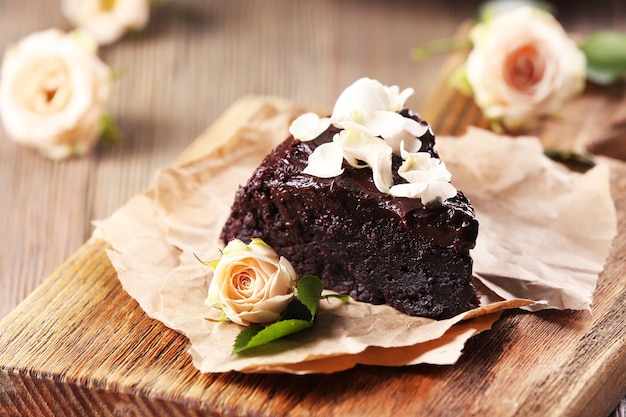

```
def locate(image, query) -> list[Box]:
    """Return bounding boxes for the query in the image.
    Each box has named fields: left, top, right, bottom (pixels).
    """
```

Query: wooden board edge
left=174, top=95, right=310, bottom=167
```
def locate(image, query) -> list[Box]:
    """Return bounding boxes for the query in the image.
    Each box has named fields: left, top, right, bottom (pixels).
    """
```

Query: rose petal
left=61, top=0, right=150, bottom=45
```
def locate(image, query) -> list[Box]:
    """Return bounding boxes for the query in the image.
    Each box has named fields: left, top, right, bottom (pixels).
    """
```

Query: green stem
left=410, top=36, right=472, bottom=62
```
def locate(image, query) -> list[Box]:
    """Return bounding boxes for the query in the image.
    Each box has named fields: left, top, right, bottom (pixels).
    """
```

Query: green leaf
left=322, top=293, right=351, bottom=303
left=409, top=37, right=471, bottom=62
left=232, top=320, right=314, bottom=354
left=580, top=31, right=626, bottom=85
left=544, top=148, right=596, bottom=173
left=193, top=252, right=220, bottom=269
left=296, top=275, right=324, bottom=318
left=100, top=113, right=121, bottom=143
left=232, top=324, right=263, bottom=353
left=449, top=65, right=474, bottom=97
left=282, top=297, right=313, bottom=322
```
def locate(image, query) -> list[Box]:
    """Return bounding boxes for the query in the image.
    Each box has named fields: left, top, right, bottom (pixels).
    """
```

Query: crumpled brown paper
left=437, top=127, right=617, bottom=311
left=93, top=101, right=616, bottom=374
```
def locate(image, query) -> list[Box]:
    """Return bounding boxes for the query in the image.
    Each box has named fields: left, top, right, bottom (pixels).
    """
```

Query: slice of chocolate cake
left=221, top=78, right=479, bottom=319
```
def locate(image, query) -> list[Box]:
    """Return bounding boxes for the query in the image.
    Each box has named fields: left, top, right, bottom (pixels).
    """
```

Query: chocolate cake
left=220, top=107, right=479, bottom=319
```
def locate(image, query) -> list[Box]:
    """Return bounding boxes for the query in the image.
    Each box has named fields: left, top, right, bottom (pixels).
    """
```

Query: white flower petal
left=332, top=78, right=415, bottom=118
left=338, top=110, right=408, bottom=140
left=384, top=84, right=415, bottom=112
left=393, top=152, right=457, bottom=203
left=288, top=112, right=331, bottom=141
left=370, top=151, right=393, bottom=193
left=389, top=182, right=428, bottom=198
left=399, top=138, right=423, bottom=159
left=332, top=77, right=392, bottom=120
left=398, top=152, right=433, bottom=176
left=403, top=116, right=429, bottom=138
left=421, top=182, right=458, bottom=205
left=336, top=129, right=393, bottom=192
left=303, top=141, right=345, bottom=178
left=396, top=87, right=415, bottom=110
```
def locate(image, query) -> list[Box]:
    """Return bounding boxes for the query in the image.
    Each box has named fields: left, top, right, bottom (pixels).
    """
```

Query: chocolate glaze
left=221, top=109, right=479, bottom=319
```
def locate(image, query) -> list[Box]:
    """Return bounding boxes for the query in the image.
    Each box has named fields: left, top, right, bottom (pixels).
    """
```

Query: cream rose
left=0, top=29, right=111, bottom=159
left=206, top=238, right=298, bottom=326
left=465, top=7, right=586, bottom=130
left=62, top=0, right=150, bottom=45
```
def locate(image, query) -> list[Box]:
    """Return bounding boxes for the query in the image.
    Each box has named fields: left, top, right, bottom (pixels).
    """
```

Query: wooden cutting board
left=1, top=50, right=625, bottom=417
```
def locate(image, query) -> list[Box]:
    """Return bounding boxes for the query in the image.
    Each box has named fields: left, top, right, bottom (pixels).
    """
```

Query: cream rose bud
left=0, top=29, right=111, bottom=160
left=62, top=0, right=150, bottom=45
left=465, top=7, right=586, bottom=130
left=206, top=238, right=299, bottom=326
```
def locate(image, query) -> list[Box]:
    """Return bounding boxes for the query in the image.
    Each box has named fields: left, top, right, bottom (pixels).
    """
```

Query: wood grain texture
left=1, top=0, right=626, bottom=415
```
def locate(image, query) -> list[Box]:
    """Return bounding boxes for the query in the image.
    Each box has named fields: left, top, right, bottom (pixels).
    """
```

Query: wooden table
left=1, top=1, right=625, bottom=415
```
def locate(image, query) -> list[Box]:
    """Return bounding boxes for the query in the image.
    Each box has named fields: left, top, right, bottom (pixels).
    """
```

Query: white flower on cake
left=330, top=78, right=425, bottom=151
left=289, top=77, right=456, bottom=204
left=205, top=238, right=298, bottom=326
left=288, top=112, right=331, bottom=142
left=389, top=151, right=457, bottom=204
left=61, top=0, right=150, bottom=45
left=335, top=128, right=394, bottom=193
left=0, top=29, right=111, bottom=160
left=465, top=7, right=586, bottom=130
left=302, top=141, right=344, bottom=178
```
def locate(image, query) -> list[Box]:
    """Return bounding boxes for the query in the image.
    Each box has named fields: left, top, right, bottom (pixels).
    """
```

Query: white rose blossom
left=62, top=0, right=150, bottom=45
left=0, top=29, right=112, bottom=160
left=206, top=238, right=299, bottom=326
left=289, top=77, right=456, bottom=204
left=465, top=7, right=586, bottom=130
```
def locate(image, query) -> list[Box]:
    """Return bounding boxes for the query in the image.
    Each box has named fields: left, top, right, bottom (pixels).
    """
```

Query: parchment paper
left=93, top=103, right=616, bottom=374
left=438, top=127, right=617, bottom=311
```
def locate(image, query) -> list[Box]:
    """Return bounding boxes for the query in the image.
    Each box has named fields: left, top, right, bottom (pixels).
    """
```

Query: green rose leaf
left=232, top=320, right=314, bottom=354
left=580, top=30, right=626, bottom=85
left=296, top=275, right=325, bottom=318
left=281, top=297, right=313, bottom=322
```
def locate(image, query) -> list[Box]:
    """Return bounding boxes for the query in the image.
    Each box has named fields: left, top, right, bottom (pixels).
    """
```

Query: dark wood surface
left=1, top=1, right=625, bottom=415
